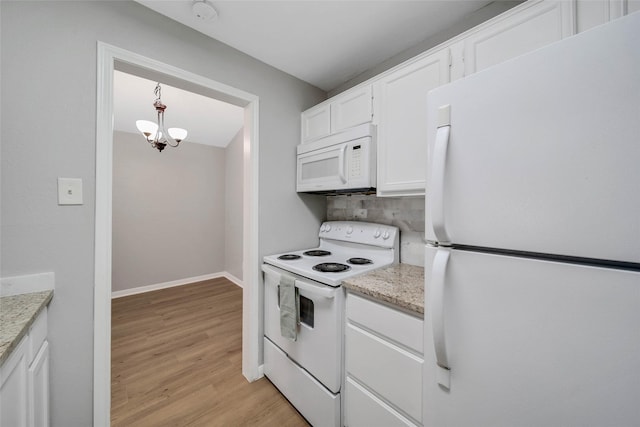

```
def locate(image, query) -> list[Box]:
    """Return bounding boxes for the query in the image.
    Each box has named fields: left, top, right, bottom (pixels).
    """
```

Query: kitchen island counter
left=0, top=290, right=53, bottom=366
left=343, top=263, right=424, bottom=316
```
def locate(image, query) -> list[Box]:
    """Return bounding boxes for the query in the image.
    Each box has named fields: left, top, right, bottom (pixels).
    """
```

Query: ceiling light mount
left=192, top=1, right=218, bottom=22
left=136, top=83, right=188, bottom=153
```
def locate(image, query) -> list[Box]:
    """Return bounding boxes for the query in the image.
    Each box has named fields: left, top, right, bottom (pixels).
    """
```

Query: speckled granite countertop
left=0, top=290, right=53, bottom=366
left=343, top=264, right=424, bottom=315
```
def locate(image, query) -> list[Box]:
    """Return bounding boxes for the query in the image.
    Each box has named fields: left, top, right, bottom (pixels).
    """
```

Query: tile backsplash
left=327, top=195, right=425, bottom=266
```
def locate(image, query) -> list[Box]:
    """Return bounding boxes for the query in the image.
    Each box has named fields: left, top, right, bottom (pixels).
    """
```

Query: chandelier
left=135, top=83, right=188, bottom=152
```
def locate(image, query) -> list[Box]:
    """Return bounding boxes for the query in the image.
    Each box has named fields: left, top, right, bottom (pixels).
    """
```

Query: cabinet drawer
left=345, top=377, right=418, bottom=427
left=346, top=293, right=423, bottom=354
left=345, top=323, right=423, bottom=422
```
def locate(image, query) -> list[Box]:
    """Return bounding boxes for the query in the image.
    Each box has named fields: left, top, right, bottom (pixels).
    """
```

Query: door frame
left=94, top=42, right=261, bottom=427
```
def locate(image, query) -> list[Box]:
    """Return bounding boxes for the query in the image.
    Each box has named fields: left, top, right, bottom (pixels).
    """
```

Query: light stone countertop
left=343, top=263, right=425, bottom=315
left=0, top=290, right=53, bottom=366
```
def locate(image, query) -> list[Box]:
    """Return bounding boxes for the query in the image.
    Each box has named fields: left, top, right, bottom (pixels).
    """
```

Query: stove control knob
left=373, top=229, right=381, bottom=238
left=382, top=231, right=390, bottom=240
left=320, top=224, right=326, bottom=232
left=346, top=226, right=353, bottom=235
left=325, top=224, right=332, bottom=232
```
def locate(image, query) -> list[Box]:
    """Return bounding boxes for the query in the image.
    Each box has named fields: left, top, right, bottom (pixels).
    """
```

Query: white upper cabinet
left=575, top=0, right=638, bottom=33
left=301, top=103, right=331, bottom=142
left=330, top=85, right=373, bottom=134
left=301, top=85, right=372, bottom=143
left=300, top=0, right=638, bottom=195
left=464, top=0, right=575, bottom=75
left=375, top=50, right=450, bottom=197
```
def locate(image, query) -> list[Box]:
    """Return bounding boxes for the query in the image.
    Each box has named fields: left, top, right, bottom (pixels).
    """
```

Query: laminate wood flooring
left=111, top=277, right=309, bottom=426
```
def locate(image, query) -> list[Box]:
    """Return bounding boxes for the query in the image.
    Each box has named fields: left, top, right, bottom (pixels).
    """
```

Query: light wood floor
left=111, top=277, right=309, bottom=426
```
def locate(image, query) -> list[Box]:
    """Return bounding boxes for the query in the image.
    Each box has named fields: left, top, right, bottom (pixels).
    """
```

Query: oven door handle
left=294, top=280, right=336, bottom=299
left=262, top=264, right=336, bottom=299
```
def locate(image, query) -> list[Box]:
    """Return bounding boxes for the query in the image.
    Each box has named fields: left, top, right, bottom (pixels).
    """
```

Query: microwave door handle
left=338, top=144, right=347, bottom=183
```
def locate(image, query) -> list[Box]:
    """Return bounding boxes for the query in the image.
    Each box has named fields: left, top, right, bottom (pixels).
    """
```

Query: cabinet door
left=375, top=49, right=450, bottom=197
left=464, top=0, right=575, bottom=75
left=330, top=85, right=372, bottom=133
left=301, top=103, right=331, bottom=142
left=28, top=341, right=49, bottom=427
left=0, top=337, right=29, bottom=427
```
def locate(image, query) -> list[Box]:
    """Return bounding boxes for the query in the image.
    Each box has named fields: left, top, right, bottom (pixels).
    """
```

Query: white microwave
left=296, top=124, right=376, bottom=194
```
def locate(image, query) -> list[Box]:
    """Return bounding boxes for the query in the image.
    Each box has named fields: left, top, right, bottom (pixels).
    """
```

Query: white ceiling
left=119, top=1, right=495, bottom=149
left=114, top=70, right=244, bottom=148
left=136, top=0, right=494, bottom=92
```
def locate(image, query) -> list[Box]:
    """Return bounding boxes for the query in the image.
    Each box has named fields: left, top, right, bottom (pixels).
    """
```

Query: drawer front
left=345, top=323, right=423, bottom=422
left=263, top=338, right=340, bottom=427
left=346, top=293, right=423, bottom=354
left=345, top=378, right=418, bottom=427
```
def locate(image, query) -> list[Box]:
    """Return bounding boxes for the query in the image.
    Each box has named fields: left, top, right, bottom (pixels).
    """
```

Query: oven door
left=262, top=264, right=344, bottom=393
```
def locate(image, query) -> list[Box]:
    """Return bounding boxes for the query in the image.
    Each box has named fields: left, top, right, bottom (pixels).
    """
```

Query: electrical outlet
left=58, top=178, right=83, bottom=205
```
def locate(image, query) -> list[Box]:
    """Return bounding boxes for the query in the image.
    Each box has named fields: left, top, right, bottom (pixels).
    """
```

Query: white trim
left=94, top=42, right=261, bottom=427
left=242, top=100, right=261, bottom=384
left=224, top=272, right=244, bottom=288
left=111, top=272, right=232, bottom=299
left=94, top=42, right=114, bottom=427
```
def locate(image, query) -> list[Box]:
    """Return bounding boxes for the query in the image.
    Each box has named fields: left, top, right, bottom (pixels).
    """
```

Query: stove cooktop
left=263, top=221, right=400, bottom=287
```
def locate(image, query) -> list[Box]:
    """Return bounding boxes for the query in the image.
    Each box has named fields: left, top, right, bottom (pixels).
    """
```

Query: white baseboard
left=224, top=272, right=244, bottom=288
left=111, top=271, right=243, bottom=299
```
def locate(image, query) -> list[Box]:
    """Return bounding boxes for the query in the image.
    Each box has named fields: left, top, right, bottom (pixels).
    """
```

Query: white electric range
left=262, top=221, right=399, bottom=427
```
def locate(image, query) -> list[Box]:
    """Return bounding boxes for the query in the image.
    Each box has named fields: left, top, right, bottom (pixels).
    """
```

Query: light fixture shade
left=136, top=120, right=158, bottom=137
left=168, top=128, right=188, bottom=142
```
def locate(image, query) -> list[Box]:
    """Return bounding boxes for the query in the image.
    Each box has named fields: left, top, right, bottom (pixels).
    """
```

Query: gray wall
left=225, top=129, right=244, bottom=281
left=328, top=1, right=523, bottom=97
left=112, top=131, right=226, bottom=292
left=0, top=1, right=325, bottom=426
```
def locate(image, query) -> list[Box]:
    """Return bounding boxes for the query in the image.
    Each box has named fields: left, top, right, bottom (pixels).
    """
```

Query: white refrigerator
left=424, top=12, right=640, bottom=427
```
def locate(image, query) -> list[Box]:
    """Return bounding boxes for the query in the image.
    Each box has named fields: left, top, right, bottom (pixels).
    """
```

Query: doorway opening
left=94, top=43, right=261, bottom=427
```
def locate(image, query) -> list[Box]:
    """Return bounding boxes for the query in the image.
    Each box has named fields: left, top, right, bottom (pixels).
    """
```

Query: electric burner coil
left=313, top=263, right=351, bottom=273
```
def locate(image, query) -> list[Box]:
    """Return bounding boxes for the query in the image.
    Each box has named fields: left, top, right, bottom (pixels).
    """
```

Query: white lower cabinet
left=345, top=378, right=417, bottom=427
left=0, top=308, right=49, bottom=427
left=28, top=341, right=49, bottom=427
left=1, top=337, right=29, bottom=427
left=344, top=293, right=424, bottom=427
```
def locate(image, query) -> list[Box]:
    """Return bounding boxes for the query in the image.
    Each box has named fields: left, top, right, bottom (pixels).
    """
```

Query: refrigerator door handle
left=431, top=247, right=451, bottom=389
left=431, top=105, right=452, bottom=244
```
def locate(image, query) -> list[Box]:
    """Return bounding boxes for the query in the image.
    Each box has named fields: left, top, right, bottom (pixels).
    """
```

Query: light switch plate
left=58, top=177, right=83, bottom=205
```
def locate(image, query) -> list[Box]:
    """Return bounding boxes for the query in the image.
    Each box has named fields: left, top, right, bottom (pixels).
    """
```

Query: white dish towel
left=279, top=274, right=299, bottom=341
